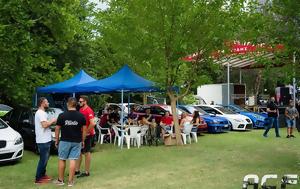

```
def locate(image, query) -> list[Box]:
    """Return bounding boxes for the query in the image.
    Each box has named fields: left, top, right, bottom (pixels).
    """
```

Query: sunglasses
left=79, top=101, right=84, bottom=103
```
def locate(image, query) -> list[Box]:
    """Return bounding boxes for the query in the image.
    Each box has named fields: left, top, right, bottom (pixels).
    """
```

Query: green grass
left=1, top=128, right=300, bottom=189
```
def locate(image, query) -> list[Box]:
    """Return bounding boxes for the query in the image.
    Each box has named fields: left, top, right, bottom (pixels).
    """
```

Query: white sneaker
left=53, top=179, right=64, bottom=186
left=68, top=180, right=74, bottom=187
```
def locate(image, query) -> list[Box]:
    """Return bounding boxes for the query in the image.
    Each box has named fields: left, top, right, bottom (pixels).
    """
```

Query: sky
left=89, top=0, right=109, bottom=10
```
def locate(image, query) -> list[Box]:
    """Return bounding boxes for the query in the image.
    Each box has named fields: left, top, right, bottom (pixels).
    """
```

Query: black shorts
left=81, top=135, right=93, bottom=154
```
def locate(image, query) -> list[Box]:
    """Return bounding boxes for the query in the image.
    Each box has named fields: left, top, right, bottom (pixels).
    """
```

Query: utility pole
left=293, top=52, right=296, bottom=107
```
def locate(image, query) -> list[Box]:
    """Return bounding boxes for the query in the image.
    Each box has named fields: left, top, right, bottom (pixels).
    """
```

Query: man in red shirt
left=75, top=95, right=96, bottom=178
left=160, top=111, right=173, bottom=134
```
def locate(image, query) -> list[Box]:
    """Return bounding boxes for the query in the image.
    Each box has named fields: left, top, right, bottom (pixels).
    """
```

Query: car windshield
left=192, top=106, right=208, bottom=115
left=164, top=106, right=184, bottom=115
left=46, top=108, right=63, bottom=120
left=33, top=108, right=63, bottom=128
left=237, top=106, right=251, bottom=112
left=216, top=107, right=237, bottom=114
left=0, top=119, right=8, bottom=129
left=0, top=104, right=12, bottom=111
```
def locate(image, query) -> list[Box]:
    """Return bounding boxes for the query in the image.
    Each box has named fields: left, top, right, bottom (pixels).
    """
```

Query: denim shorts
left=58, top=141, right=81, bottom=160
left=286, top=119, right=296, bottom=128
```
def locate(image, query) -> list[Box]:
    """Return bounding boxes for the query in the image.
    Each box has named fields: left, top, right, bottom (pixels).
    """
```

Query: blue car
left=177, top=105, right=229, bottom=133
left=221, top=104, right=268, bottom=128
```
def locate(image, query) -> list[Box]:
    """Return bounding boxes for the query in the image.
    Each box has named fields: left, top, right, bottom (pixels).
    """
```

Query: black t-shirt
left=57, top=110, right=86, bottom=143
left=267, top=102, right=278, bottom=117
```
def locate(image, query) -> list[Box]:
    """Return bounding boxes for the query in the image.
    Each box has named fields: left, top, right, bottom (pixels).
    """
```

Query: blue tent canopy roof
left=37, top=70, right=97, bottom=93
left=76, top=65, right=158, bottom=93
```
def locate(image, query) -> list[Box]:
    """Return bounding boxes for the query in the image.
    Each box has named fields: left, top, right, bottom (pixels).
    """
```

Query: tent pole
left=239, top=69, right=242, bottom=84
left=120, top=90, right=124, bottom=149
left=227, top=62, right=230, bottom=105
left=293, top=52, right=296, bottom=107
left=128, top=93, right=130, bottom=114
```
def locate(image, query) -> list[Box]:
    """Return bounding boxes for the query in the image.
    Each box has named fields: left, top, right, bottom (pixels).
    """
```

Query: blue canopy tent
left=37, top=70, right=97, bottom=94
left=36, top=70, right=97, bottom=106
left=76, top=64, right=158, bottom=149
left=75, top=65, right=158, bottom=93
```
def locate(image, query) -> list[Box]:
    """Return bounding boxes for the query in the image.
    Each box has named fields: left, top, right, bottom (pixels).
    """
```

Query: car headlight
left=14, top=137, right=23, bottom=145
left=233, top=119, right=242, bottom=122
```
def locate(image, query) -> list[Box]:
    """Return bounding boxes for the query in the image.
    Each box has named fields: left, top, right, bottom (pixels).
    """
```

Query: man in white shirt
left=34, top=97, right=56, bottom=184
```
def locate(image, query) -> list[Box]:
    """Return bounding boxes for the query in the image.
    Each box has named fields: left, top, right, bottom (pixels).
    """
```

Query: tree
left=96, top=0, right=252, bottom=144
left=0, top=0, right=95, bottom=106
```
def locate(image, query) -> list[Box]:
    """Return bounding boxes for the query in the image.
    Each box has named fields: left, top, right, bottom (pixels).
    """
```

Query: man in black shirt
left=263, top=97, right=280, bottom=137
left=54, top=97, right=86, bottom=186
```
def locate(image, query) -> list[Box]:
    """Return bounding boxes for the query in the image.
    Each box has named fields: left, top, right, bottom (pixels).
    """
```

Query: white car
left=0, top=118, right=24, bottom=163
left=196, top=105, right=253, bottom=131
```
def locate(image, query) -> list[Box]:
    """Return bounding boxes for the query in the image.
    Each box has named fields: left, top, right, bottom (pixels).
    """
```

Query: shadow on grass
left=0, top=159, right=21, bottom=167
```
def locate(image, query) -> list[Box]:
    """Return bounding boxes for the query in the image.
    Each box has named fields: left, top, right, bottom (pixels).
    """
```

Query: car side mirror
left=22, top=119, right=30, bottom=124
left=5, top=121, right=10, bottom=124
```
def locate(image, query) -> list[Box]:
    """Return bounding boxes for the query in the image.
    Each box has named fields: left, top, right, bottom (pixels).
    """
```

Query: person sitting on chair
left=180, top=112, right=190, bottom=132
left=190, top=111, right=200, bottom=133
left=160, top=111, right=173, bottom=134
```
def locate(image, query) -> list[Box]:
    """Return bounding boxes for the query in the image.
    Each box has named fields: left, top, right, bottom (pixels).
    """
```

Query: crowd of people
left=33, top=95, right=300, bottom=186
left=264, top=97, right=299, bottom=138
left=34, top=96, right=96, bottom=187
left=97, top=105, right=202, bottom=144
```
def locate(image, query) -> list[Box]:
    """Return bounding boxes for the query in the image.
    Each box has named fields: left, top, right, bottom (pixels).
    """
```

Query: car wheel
left=228, top=122, right=233, bottom=131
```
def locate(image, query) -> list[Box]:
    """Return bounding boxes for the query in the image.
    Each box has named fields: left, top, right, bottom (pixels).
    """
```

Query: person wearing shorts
left=54, top=97, right=86, bottom=186
left=285, top=100, right=299, bottom=138
left=76, top=95, right=96, bottom=178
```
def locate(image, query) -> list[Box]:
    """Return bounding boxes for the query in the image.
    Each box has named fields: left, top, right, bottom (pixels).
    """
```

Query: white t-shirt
left=35, top=109, right=52, bottom=143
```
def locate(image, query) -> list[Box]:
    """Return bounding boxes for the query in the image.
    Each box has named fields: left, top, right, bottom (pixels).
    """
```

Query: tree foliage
left=0, top=0, right=95, bottom=106
left=96, top=0, right=253, bottom=144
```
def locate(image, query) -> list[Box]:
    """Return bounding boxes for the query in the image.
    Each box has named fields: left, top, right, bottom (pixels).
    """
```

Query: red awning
left=183, top=42, right=284, bottom=69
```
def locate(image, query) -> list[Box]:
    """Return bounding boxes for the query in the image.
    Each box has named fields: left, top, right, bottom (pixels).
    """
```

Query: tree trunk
left=170, top=96, right=183, bottom=145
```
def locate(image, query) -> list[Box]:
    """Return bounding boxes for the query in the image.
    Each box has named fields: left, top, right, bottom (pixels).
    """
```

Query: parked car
left=195, top=105, right=253, bottom=131
left=221, top=104, right=268, bottom=128
left=0, top=104, right=13, bottom=117
left=0, top=118, right=24, bottom=163
left=2, top=107, right=63, bottom=153
left=133, top=104, right=207, bottom=132
left=178, top=105, right=228, bottom=133
left=104, top=103, right=141, bottom=117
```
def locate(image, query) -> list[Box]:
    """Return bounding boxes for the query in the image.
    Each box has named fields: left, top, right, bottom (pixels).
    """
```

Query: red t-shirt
left=100, top=113, right=109, bottom=127
left=80, top=106, right=95, bottom=136
left=161, top=116, right=173, bottom=125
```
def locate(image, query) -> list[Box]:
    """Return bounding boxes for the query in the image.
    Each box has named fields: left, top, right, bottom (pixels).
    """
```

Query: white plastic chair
left=190, top=126, right=198, bottom=143
left=96, top=123, right=112, bottom=144
left=124, top=126, right=141, bottom=149
left=181, top=123, right=193, bottom=144
left=112, top=125, right=125, bottom=147
left=139, top=125, right=149, bottom=145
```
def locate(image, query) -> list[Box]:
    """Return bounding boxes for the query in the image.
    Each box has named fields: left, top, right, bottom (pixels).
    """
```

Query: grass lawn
left=1, top=128, right=300, bottom=189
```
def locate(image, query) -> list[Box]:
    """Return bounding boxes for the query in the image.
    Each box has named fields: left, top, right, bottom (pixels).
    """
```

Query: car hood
left=240, top=112, right=267, bottom=121
left=201, top=115, right=227, bottom=122
left=0, top=126, right=20, bottom=141
left=222, top=114, right=249, bottom=121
